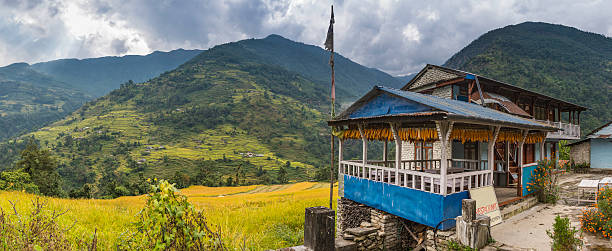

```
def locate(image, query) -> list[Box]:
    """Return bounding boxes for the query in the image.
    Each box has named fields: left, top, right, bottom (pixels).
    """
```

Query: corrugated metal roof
left=470, top=92, right=532, bottom=117
left=587, top=121, right=612, bottom=139
left=377, top=86, right=552, bottom=129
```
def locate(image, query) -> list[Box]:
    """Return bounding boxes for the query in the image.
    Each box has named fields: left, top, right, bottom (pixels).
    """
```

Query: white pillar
left=358, top=124, right=367, bottom=178
left=390, top=123, right=402, bottom=185
left=383, top=140, right=388, bottom=164
left=488, top=126, right=500, bottom=186
left=436, top=121, right=454, bottom=195
left=517, top=130, right=528, bottom=196
left=539, top=140, right=545, bottom=162
left=338, top=139, right=344, bottom=197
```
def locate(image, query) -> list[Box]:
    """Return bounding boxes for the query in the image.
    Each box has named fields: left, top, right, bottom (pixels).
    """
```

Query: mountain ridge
left=444, top=21, right=612, bottom=133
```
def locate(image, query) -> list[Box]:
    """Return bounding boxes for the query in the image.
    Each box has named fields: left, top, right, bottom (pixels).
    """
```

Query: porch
left=330, top=86, right=557, bottom=230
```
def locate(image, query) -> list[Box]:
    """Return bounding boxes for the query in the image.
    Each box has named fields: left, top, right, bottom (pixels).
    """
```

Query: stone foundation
left=337, top=197, right=458, bottom=250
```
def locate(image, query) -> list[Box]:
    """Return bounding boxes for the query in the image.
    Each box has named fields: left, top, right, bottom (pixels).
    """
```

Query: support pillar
left=488, top=126, right=500, bottom=186
left=358, top=125, right=367, bottom=179
left=517, top=130, right=528, bottom=196
left=383, top=140, right=388, bottom=165
left=436, top=121, right=454, bottom=195
left=539, top=140, right=545, bottom=162
left=338, top=139, right=344, bottom=197
left=390, top=123, right=401, bottom=185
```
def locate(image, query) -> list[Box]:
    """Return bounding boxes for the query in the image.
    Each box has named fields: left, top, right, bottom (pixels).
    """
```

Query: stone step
left=345, top=227, right=378, bottom=237
left=335, top=238, right=357, bottom=251
left=500, top=196, right=538, bottom=220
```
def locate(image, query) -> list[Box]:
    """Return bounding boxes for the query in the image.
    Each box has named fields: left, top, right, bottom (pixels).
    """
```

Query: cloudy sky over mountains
left=1, top=0, right=610, bottom=75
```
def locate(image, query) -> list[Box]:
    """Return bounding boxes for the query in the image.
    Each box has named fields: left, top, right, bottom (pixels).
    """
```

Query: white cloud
left=0, top=0, right=610, bottom=75
left=402, top=24, right=421, bottom=42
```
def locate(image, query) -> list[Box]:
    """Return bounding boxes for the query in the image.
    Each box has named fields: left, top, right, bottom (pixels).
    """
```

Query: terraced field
left=0, top=182, right=338, bottom=250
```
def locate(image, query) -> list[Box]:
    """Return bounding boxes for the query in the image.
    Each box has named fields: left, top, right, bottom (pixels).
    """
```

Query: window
left=415, top=141, right=434, bottom=169
left=415, top=141, right=433, bottom=160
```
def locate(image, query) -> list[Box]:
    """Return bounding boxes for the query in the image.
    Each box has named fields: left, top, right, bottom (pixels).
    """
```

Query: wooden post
left=390, top=123, right=402, bottom=185
left=358, top=124, right=367, bottom=178
left=488, top=126, right=500, bottom=186
left=462, top=199, right=477, bottom=222
left=383, top=140, right=388, bottom=164
left=517, top=130, right=528, bottom=196
left=505, top=141, right=510, bottom=186
left=539, top=140, right=545, bottom=162
left=436, top=121, right=454, bottom=195
left=338, top=139, right=344, bottom=197
left=304, top=207, right=335, bottom=250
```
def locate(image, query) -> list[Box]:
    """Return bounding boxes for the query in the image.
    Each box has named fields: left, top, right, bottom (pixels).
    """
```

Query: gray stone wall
left=336, top=197, right=457, bottom=250
left=570, top=140, right=590, bottom=165
left=409, top=68, right=459, bottom=90
left=432, top=85, right=453, bottom=99
left=337, top=198, right=371, bottom=235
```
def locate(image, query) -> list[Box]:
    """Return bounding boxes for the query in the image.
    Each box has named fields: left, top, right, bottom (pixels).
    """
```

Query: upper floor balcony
left=537, top=120, right=580, bottom=140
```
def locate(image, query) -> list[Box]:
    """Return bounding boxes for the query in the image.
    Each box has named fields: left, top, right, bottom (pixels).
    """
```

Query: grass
left=0, top=182, right=338, bottom=250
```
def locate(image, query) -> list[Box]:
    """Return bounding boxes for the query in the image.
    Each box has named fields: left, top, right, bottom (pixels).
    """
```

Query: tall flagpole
left=325, top=5, right=335, bottom=210
left=329, top=49, right=335, bottom=210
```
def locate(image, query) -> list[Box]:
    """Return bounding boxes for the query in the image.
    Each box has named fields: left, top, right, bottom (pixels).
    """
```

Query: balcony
left=537, top=121, right=580, bottom=140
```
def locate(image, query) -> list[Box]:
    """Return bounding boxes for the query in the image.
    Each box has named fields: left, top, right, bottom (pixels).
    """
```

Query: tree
left=16, top=140, right=64, bottom=197
left=277, top=166, right=287, bottom=184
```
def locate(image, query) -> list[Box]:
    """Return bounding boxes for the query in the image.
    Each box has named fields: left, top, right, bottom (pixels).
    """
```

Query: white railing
left=340, top=160, right=492, bottom=195
left=365, top=159, right=442, bottom=171
left=537, top=120, right=580, bottom=139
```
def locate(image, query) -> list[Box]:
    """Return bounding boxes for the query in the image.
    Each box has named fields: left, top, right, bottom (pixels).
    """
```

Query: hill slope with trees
left=0, top=35, right=396, bottom=198
left=444, top=22, right=612, bottom=133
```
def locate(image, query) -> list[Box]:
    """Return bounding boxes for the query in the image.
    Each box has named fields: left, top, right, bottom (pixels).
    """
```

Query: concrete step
left=500, top=196, right=538, bottom=220
left=335, top=237, right=357, bottom=251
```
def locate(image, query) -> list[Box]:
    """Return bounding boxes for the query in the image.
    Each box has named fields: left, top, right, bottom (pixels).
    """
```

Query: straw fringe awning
left=336, top=127, right=546, bottom=143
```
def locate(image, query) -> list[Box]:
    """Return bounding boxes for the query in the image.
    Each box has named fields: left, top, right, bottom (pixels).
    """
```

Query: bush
left=527, top=159, right=561, bottom=203
left=0, top=198, right=95, bottom=250
left=118, top=179, right=226, bottom=250
left=581, top=187, right=612, bottom=238
left=548, top=215, right=582, bottom=250
left=0, top=170, right=39, bottom=194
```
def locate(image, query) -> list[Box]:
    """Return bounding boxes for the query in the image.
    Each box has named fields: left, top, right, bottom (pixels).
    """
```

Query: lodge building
left=329, top=64, right=586, bottom=242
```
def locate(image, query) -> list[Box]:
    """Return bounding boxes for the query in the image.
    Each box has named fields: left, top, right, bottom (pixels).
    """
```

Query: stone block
left=346, top=227, right=378, bottom=237
left=304, top=207, right=335, bottom=251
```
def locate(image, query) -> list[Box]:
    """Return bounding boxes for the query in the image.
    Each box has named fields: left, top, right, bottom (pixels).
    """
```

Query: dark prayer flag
left=324, top=6, right=334, bottom=51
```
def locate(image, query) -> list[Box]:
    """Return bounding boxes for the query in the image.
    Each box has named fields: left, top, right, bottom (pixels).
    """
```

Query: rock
left=346, top=227, right=378, bottom=237
left=343, top=233, right=355, bottom=240
left=354, top=236, right=366, bottom=242
left=360, top=222, right=373, bottom=228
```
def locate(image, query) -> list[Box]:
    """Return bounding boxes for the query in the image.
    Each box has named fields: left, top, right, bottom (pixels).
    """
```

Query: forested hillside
left=31, top=49, right=203, bottom=96
left=0, top=63, right=90, bottom=140
left=237, top=35, right=403, bottom=99
left=0, top=35, right=397, bottom=198
left=0, top=50, right=201, bottom=142
left=444, top=22, right=612, bottom=133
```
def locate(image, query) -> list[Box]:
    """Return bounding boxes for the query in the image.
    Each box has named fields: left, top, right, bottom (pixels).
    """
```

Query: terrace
left=329, top=86, right=557, bottom=229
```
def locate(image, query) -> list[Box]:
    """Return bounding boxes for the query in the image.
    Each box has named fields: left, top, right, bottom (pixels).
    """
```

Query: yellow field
left=0, top=182, right=338, bottom=250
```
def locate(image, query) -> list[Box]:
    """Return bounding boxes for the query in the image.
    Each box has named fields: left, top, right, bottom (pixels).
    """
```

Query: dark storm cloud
left=0, top=0, right=610, bottom=75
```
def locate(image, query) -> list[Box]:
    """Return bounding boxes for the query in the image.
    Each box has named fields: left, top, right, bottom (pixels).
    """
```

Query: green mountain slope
left=0, top=63, right=90, bottom=140
left=444, top=22, right=612, bottom=133
left=0, top=37, right=337, bottom=198
left=228, top=35, right=403, bottom=100
left=31, top=49, right=203, bottom=96
left=0, top=50, right=202, bottom=141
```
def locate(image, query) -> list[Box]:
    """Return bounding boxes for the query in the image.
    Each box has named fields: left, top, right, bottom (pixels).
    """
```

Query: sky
left=0, top=0, right=611, bottom=76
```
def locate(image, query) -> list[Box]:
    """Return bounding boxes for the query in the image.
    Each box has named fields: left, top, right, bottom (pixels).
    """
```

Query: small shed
left=569, top=121, right=612, bottom=169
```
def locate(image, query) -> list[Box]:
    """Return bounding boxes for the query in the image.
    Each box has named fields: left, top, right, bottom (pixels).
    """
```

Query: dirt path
left=491, top=173, right=612, bottom=250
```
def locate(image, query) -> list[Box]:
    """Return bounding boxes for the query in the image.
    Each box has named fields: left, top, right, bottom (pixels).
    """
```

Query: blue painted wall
left=522, top=163, right=538, bottom=196
left=349, top=93, right=434, bottom=119
left=591, top=139, right=612, bottom=169
left=343, top=175, right=469, bottom=230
